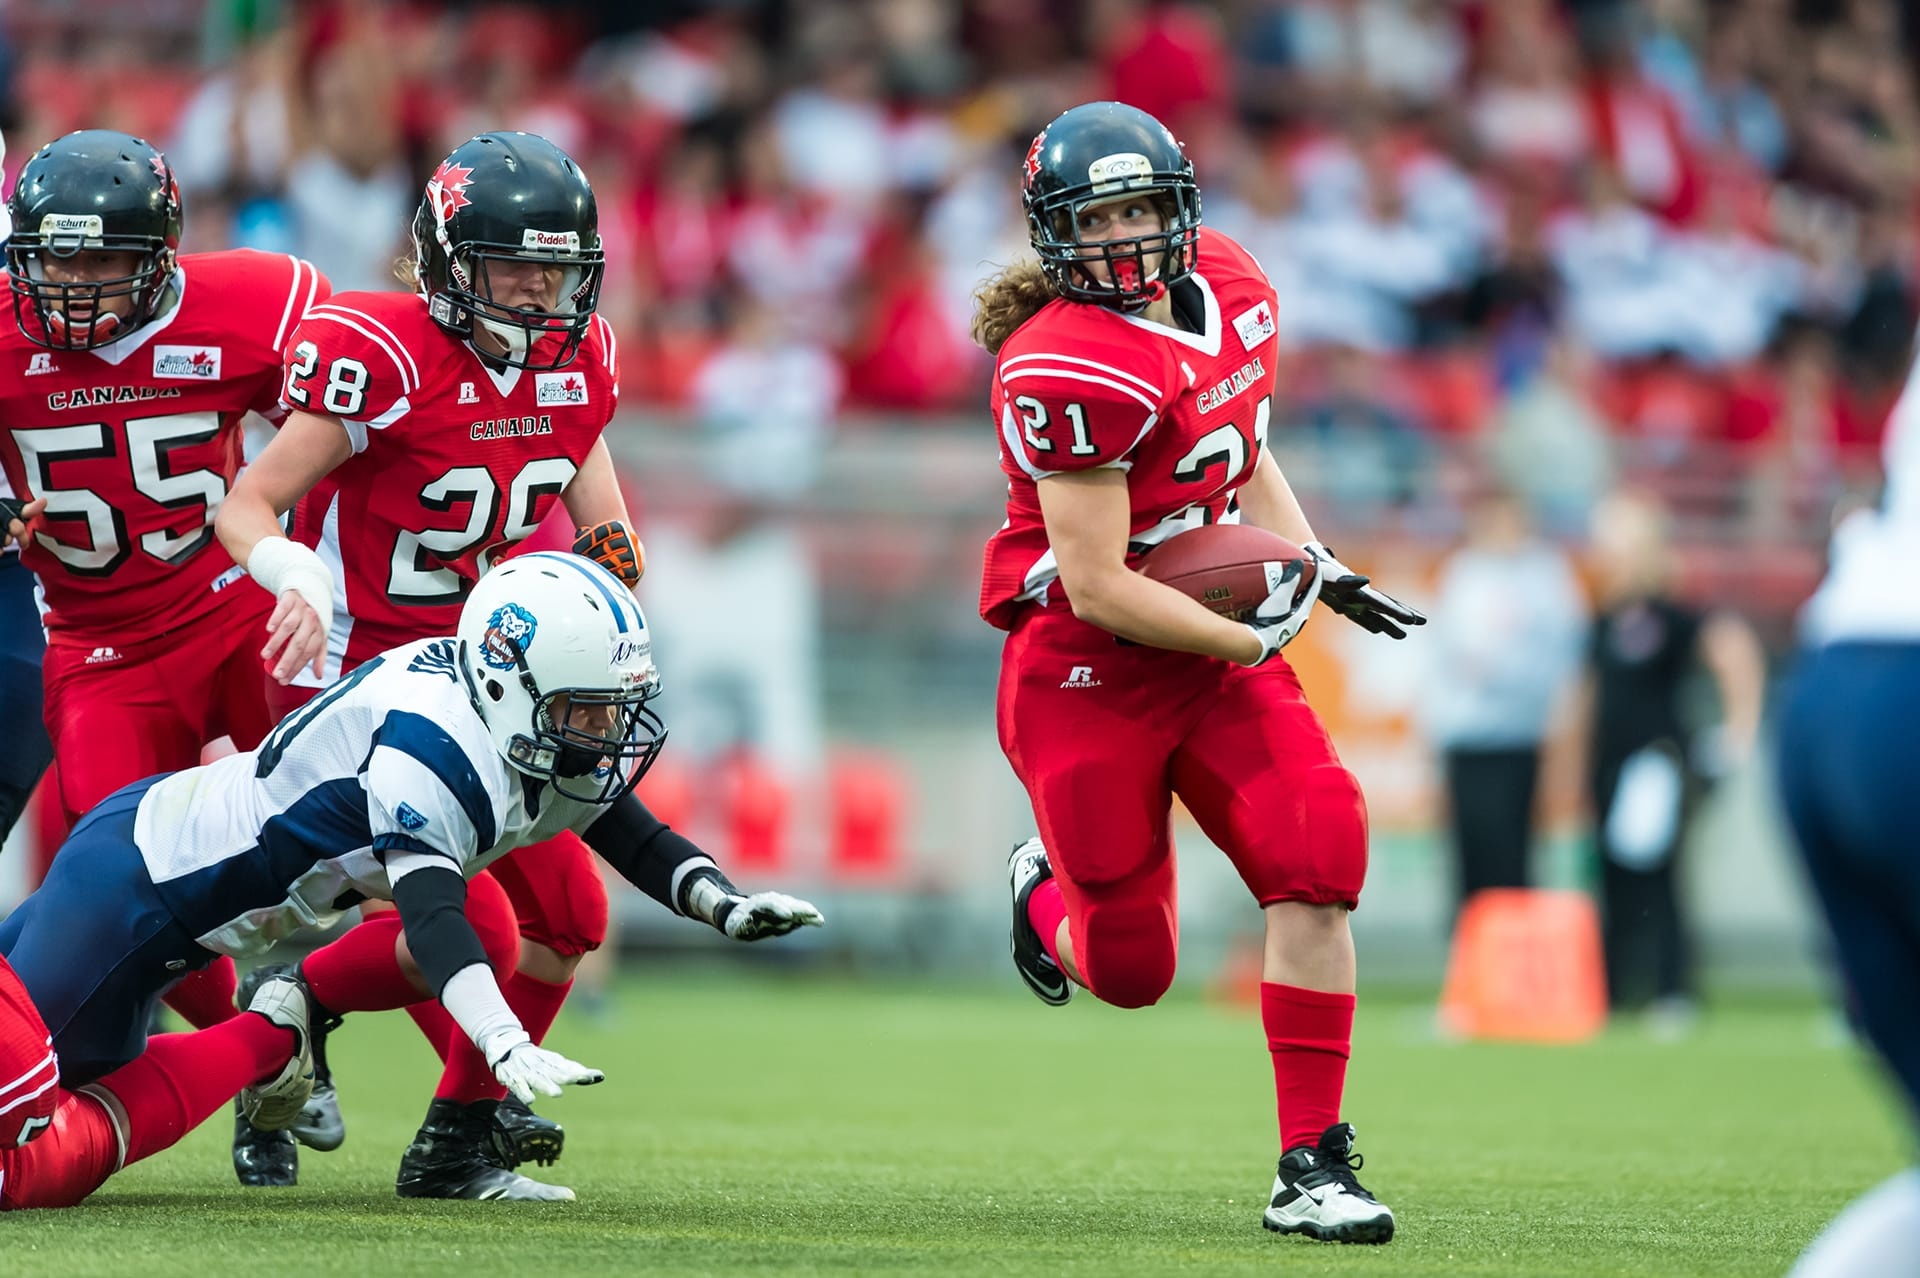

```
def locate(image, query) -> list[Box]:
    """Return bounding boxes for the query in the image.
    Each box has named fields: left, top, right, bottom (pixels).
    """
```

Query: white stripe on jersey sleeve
left=364, top=745, right=484, bottom=869
left=303, top=306, right=420, bottom=395
left=273, top=256, right=323, bottom=352
left=1000, top=352, right=1162, bottom=398
left=1000, top=367, right=1160, bottom=412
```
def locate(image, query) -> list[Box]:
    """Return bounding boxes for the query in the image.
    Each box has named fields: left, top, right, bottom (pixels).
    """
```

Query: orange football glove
left=573, top=520, right=644, bottom=587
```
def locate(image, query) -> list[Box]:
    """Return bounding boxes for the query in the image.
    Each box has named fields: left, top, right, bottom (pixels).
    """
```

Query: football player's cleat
left=490, top=1094, right=564, bottom=1169
left=231, top=1103, right=298, bottom=1187
left=1008, top=837, right=1071, bottom=1006
left=236, top=971, right=316, bottom=1131
left=1263, top=1122, right=1395, bottom=1244
left=396, top=1099, right=575, bottom=1201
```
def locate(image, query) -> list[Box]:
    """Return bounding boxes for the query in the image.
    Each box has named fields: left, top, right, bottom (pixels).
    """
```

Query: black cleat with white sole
left=1263, top=1122, right=1394, bottom=1244
left=1007, top=837, right=1071, bottom=1006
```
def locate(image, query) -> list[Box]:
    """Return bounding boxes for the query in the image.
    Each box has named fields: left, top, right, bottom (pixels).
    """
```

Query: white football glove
left=1241, top=560, right=1325, bottom=666
left=487, top=1037, right=605, bottom=1105
left=1302, top=541, right=1427, bottom=640
left=719, top=891, right=827, bottom=942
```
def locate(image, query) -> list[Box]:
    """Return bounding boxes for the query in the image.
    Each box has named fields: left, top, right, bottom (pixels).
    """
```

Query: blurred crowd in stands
left=3, top=0, right=1911, bottom=546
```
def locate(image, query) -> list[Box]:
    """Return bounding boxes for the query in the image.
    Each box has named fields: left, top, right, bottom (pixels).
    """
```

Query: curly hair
left=969, top=259, right=1059, bottom=355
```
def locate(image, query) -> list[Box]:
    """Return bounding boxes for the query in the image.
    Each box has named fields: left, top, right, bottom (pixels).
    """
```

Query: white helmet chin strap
left=475, top=312, right=530, bottom=361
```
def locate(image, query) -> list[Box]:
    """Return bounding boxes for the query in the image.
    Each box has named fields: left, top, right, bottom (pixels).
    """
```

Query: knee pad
left=490, top=834, right=608, bottom=957
left=1078, top=895, right=1177, bottom=1009
left=1306, top=764, right=1369, bottom=896
left=463, top=872, right=522, bottom=975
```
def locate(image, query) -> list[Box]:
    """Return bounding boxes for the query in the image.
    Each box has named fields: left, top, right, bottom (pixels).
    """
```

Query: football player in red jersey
left=215, top=132, right=647, bottom=1198
left=975, top=103, right=1425, bottom=1244
left=0, top=130, right=330, bottom=1035
left=0, top=951, right=316, bottom=1211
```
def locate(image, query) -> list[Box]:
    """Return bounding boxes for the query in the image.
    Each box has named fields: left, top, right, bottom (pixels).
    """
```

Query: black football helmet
left=1021, top=102, right=1202, bottom=310
left=5, top=130, right=183, bottom=350
left=413, top=132, right=604, bottom=371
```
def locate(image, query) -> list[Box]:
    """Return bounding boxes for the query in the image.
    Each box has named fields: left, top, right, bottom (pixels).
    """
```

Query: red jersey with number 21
left=283, top=293, right=620, bottom=682
left=980, top=229, right=1282, bottom=630
left=0, top=250, right=329, bottom=644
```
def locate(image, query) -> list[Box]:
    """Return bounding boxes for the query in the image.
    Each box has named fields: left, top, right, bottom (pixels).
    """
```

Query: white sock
left=1788, top=1167, right=1920, bottom=1278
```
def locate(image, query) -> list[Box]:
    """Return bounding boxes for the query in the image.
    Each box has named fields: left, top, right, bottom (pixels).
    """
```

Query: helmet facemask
left=442, top=238, right=603, bottom=371
left=8, top=229, right=175, bottom=351
left=463, top=631, right=666, bottom=804
left=1028, top=181, right=1200, bottom=311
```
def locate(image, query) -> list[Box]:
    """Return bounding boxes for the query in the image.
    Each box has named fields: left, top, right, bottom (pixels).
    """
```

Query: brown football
left=1137, top=523, right=1315, bottom=621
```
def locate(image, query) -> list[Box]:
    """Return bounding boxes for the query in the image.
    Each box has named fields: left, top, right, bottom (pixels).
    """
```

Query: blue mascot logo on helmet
left=481, top=602, right=537, bottom=670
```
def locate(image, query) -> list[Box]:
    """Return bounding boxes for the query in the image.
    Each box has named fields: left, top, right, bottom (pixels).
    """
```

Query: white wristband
left=439, top=962, right=529, bottom=1066
left=246, top=535, right=334, bottom=627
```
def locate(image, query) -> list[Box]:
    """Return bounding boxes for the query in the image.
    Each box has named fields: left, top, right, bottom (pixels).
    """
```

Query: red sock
left=96, top=1015, right=294, bottom=1167
left=1261, top=981, right=1355, bottom=1152
left=160, top=957, right=240, bottom=1029
left=434, top=970, right=573, bottom=1103
left=1026, top=877, right=1068, bottom=970
left=301, top=913, right=425, bottom=1013
left=408, top=999, right=462, bottom=1065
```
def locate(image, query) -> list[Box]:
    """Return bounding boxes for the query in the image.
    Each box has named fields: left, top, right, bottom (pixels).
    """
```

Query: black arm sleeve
left=582, top=790, right=735, bottom=915
left=389, top=862, right=490, bottom=998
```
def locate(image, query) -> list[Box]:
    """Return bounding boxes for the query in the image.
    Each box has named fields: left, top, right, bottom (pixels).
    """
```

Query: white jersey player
left=0, top=553, right=824, bottom=1097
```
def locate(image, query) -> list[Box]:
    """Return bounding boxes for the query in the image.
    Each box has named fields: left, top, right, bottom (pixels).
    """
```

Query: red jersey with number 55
left=0, top=251, right=330, bottom=644
left=979, top=229, right=1282, bottom=630
left=283, top=293, right=620, bottom=681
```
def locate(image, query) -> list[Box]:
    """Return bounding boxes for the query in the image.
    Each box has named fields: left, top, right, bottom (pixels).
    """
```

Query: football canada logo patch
left=534, top=372, right=589, bottom=406
left=1232, top=301, right=1276, bottom=352
left=481, top=602, right=537, bottom=669
left=153, top=345, right=221, bottom=379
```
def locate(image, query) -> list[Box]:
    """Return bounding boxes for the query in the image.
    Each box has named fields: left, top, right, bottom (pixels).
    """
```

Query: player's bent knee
left=1080, top=900, right=1177, bottom=1009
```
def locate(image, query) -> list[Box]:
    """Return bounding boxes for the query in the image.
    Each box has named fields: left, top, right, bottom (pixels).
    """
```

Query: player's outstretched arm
left=389, top=853, right=604, bottom=1101
left=217, top=410, right=355, bottom=682
left=582, top=792, right=826, bottom=941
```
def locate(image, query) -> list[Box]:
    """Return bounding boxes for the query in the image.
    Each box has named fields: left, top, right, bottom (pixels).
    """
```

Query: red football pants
left=43, top=590, right=276, bottom=827
left=996, top=607, right=1368, bottom=1008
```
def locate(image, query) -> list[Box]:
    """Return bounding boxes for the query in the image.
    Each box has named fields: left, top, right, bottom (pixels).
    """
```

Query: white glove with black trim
left=717, top=891, right=826, bottom=941
left=1241, top=559, right=1325, bottom=666
left=684, top=871, right=826, bottom=942
left=487, top=1035, right=605, bottom=1104
left=1302, top=541, right=1427, bottom=640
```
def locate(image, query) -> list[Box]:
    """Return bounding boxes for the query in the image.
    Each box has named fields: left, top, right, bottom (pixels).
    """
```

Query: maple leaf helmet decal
left=411, top=132, right=605, bottom=372
left=5, top=129, right=184, bottom=350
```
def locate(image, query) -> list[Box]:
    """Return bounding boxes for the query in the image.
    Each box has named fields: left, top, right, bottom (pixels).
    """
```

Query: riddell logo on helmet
left=522, top=229, right=580, bottom=252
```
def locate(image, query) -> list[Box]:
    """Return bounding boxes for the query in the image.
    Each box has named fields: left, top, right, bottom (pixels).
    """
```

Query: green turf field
left=6, top=970, right=1906, bottom=1277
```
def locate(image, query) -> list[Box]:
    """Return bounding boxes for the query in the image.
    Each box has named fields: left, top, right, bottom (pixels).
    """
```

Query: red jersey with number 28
left=0, top=251, right=329, bottom=644
left=979, top=229, right=1282, bottom=630
left=283, top=293, right=620, bottom=681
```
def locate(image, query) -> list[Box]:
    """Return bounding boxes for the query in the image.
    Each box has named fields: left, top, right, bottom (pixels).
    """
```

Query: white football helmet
left=456, top=551, right=665, bottom=802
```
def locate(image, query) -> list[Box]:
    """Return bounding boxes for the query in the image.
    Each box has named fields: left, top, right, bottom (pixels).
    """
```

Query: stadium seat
left=717, top=751, right=792, bottom=875
left=825, top=749, right=911, bottom=884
